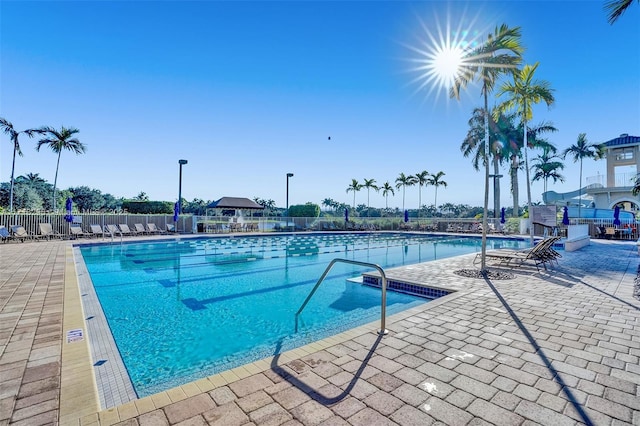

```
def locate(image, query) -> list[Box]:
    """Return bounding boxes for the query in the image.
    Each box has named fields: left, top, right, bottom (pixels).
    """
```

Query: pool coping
left=59, top=235, right=471, bottom=425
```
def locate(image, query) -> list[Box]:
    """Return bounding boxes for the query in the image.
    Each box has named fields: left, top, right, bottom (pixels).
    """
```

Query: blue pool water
left=79, top=232, right=527, bottom=397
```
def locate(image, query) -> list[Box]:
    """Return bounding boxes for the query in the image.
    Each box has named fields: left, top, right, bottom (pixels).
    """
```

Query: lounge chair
left=146, top=223, right=166, bottom=235
left=104, top=224, right=121, bottom=237
left=69, top=225, right=89, bottom=239
left=166, top=224, right=177, bottom=233
left=39, top=223, right=64, bottom=240
left=134, top=223, right=148, bottom=235
left=0, top=226, right=15, bottom=243
left=89, top=224, right=105, bottom=238
left=11, top=225, right=34, bottom=242
left=477, top=236, right=560, bottom=271
left=118, top=224, right=137, bottom=236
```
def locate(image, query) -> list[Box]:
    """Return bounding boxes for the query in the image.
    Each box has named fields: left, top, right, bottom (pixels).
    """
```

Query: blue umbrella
left=173, top=201, right=180, bottom=222
left=500, top=207, right=506, bottom=224
left=344, top=208, right=349, bottom=222
left=562, top=206, right=570, bottom=226
left=64, top=197, right=74, bottom=223
left=404, top=210, right=409, bottom=223
left=613, top=205, right=621, bottom=226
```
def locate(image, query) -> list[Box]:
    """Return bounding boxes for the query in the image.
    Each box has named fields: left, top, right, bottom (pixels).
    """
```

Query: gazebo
left=207, top=197, right=265, bottom=211
left=204, top=197, right=265, bottom=232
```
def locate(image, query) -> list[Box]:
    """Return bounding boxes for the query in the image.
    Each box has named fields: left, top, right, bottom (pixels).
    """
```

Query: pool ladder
left=296, top=258, right=389, bottom=335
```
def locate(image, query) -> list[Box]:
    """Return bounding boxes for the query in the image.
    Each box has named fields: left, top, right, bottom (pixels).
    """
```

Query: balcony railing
left=586, top=172, right=638, bottom=188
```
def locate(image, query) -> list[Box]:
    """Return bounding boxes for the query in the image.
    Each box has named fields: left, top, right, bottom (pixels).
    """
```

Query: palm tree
left=451, top=23, right=523, bottom=271
left=321, top=198, right=336, bottom=212
left=461, top=107, right=513, bottom=218
left=0, top=118, right=44, bottom=212
left=36, top=126, right=86, bottom=211
left=346, top=179, right=362, bottom=210
left=562, top=133, right=606, bottom=218
left=381, top=182, right=395, bottom=212
left=531, top=146, right=565, bottom=194
left=395, top=173, right=417, bottom=213
left=427, top=171, right=448, bottom=214
left=414, top=170, right=430, bottom=222
left=362, top=178, right=379, bottom=218
left=605, top=0, right=638, bottom=23
left=494, top=62, right=555, bottom=244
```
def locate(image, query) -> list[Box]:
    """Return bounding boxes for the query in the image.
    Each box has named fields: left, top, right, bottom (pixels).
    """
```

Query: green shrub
left=288, top=203, right=320, bottom=218
left=122, top=200, right=173, bottom=214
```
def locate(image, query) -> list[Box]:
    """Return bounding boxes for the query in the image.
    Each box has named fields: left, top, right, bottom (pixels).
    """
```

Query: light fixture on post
left=286, top=173, right=294, bottom=218
left=177, top=159, right=188, bottom=232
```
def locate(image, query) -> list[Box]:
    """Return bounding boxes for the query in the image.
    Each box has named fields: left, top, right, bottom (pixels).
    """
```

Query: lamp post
left=286, top=173, right=294, bottom=217
left=178, top=159, right=188, bottom=232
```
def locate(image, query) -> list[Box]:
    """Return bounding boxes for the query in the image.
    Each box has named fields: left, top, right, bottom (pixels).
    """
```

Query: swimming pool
left=78, top=232, right=527, bottom=400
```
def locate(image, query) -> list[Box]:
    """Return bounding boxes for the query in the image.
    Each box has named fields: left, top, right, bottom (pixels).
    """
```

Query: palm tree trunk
left=511, top=155, right=519, bottom=216
left=523, top=119, right=534, bottom=245
left=52, top=150, right=62, bottom=211
left=9, top=143, right=17, bottom=212
left=434, top=188, right=438, bottom=215
left=402, top=186, right=406, bottom=212
left=493, top=156, right=500, bottom=219
left=578, top=158, right=583, bottom=218
left=418, top=186, right=422, bottom=223
left=480, top=91, right=489, bottom=271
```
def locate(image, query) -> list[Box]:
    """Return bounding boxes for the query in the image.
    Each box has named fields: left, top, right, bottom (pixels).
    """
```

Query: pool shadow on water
left=269, top=334, right=383, bottom=405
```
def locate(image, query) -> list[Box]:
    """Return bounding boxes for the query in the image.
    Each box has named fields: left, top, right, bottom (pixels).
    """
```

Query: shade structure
left=64, top=197, right=74, bottom=223
left=173, top=202, right=180, bottom=222
left=562, top=206, right=570, bottom=225
left=344, top=208, right=349, bottom=222
left=613, top=205, right=621, bottom=226
left=500, top=207, right=506, bottom=224
left=207, top=197, right=265, bottom=210
left=404, top=210, right=409, bottom=223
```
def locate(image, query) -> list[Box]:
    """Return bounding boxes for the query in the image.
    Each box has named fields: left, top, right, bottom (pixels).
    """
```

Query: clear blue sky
left=2, top=0, right=638, bottom=210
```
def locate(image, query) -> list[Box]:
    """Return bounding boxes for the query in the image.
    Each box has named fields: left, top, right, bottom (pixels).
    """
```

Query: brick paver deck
left=0, top=235, right=638, bottom=425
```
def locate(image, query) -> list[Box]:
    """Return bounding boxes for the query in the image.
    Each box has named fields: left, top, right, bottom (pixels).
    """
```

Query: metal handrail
left=296, top=258, right=388, bottom=335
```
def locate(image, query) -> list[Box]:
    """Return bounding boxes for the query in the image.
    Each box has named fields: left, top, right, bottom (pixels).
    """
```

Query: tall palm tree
left=562, top=133, right=606, bottom=218
left=0, top=118, right=44, bottom=212
left=381, top=182, right=395, bottom=212
left=427, top=171, right=448, bottom=214
left=36, top=126, right=86, bottom=211
left=395, top=173, right=417, bottom=213
left=605, top=0, right=638, bottom=23
left=461, top=107, right=514, bottom=218
left=346, top=179, right=362, bottom=210
left=451, top=23, right=523, bottom=271
left=531, top=146, right=565, bottom=194
left=414, top=170, right=430, bottom=222
left=494, top=62, right=555, bottom=244
left=362, top=178, right=379, bottom=218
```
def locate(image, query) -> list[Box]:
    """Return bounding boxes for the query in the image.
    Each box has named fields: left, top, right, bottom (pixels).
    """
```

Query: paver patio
left=0, top=235, right=638, bottom=425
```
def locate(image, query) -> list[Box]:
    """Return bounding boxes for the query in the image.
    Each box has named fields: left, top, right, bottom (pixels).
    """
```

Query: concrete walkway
left=0, top=236, right=639, bottom=425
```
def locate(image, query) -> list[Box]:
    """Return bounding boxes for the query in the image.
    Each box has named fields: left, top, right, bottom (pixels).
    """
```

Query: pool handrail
left=296, top=258, right=388, bottom=335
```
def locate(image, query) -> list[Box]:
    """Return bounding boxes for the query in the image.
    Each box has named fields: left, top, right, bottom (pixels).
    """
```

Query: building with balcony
left=587, top=133, right=640, bottom=213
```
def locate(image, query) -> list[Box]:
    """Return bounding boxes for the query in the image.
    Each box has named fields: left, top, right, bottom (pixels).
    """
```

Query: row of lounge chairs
left=0, top=223, right=176, bottom=242
left=475, top=236, right=562, bottom=271
left=70, top=223, right=175, bottom=239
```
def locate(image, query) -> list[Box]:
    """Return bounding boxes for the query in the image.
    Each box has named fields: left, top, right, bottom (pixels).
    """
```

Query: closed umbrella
left=344, top=208, right=349, bottom=222
left=500, top=207, right=506, bottom=224
left=64, top=197, right=74, bottom=223
left=404, top=210, right=409, bottom=223
left=613, top=205, right=621, bottom=226
left=173, top=201, right=180, bottom=223
left=562, top=206, right=570, bottom=226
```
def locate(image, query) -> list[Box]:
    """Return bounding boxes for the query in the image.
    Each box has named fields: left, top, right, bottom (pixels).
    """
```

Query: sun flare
left=403, top=11, right=482, bottom=105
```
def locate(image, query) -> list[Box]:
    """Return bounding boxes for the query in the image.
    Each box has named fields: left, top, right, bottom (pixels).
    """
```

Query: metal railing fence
left=0, top=213, right=193, bottom=238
